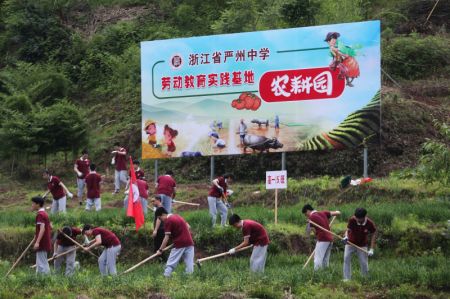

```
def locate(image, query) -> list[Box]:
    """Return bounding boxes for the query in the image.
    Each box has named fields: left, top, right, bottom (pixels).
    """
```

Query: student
left=85, top=164, right=102, bottom=212
left=137, top=178, right=149, bottom=215
left=156, top=170, right=176, bottom=213
left=207, top=173, right=233, bottom=227
left=302, top=204, right=341, bottom=270
left=54, top=226, right=82, bottom=276
left=151, top=195, right=166, bottom=254
left=238, top=119, right=247, bottom=146
left=42, top=170, right=73, bottom=214
left=212, top=136, right=226, bottom=148
left=111, top=143, right=127, bottom=194
left=73, top=149, right=90, bottom=206
left=343, top=208, right=377, bottom=281
left=132, top=160, right=145, bottom=180
left=228, top=214, right=270, bottom=273
left=82, top=225, right=121, bottom=276
left=155, top=207, right=194, bottom=277
left=31, top=196, right=52, bottom=274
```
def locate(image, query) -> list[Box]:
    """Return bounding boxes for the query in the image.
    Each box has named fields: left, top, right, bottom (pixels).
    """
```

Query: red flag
left=127, top=157, right=145, bottom=231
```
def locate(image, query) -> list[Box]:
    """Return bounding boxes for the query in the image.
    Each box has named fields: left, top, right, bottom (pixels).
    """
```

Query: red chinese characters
left=160, top=70, right=255, bottom=91
left=259, top=67, right=345, bottom=102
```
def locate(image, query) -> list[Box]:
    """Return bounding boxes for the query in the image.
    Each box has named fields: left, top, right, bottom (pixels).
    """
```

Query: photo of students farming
left=0, top=1, right=448, bottom=298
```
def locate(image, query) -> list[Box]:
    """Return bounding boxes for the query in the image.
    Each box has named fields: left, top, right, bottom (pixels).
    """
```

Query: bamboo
left=5, top=238, right=35, bottom=277
left=59, top=230, right=98, bottom=258
left=308, top=219, right=369, bottom=254
left=30, top=240, right=95, bottom=269
left=196, top=245, right=253, bottom=264
left=121, top=244, right=174, bottom=275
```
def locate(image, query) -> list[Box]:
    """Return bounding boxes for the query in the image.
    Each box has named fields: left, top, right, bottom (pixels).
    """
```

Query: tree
left=280, top=0, right=319, bottom=27
left=34, top=100, right=89, bottom=156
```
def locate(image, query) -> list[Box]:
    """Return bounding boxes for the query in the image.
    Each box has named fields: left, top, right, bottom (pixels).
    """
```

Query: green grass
left=0, top=177, right=449, bottom=297
left=0, top=253, right=448, bottom=298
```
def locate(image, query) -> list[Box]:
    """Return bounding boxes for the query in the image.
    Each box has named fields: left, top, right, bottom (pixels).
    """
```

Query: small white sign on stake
left=266, top=171, right=287, bottom=190
left=266, top=170, right=287, bottom=224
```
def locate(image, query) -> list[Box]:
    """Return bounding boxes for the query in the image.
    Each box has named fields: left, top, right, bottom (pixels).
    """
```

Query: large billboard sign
left=141, top=21, right=380, bottom=159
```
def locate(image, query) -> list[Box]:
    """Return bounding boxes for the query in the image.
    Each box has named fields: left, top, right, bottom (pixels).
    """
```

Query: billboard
left=141, top=21, right=380, bottom=159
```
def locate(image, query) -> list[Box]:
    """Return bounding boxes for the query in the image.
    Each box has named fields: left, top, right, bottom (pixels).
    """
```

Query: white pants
left=86, top=198, right=101, bottom=211
left=250, top=245, right=268, bottom=273
left=54, top=245, right=76, bottom=276
left=164, top=246, right=194, bottom=277
left=98, top=245, right=121, bottom=276
left=36, top=251, right=50, bottom=274
left=158, top=194, right=172, bottom=214
left=207, top=196, right=228, bottom=227
left=76, top=178, right=85, bottom=199
left=314, top=241, right=332, bottom=270
left=51, top=196, right=66, bottom=214
left=114, top=170, right=128, bottom=192
left=343, top=245, right=368, bottom=280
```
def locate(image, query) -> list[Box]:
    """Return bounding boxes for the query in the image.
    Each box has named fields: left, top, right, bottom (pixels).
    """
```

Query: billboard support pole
left=281, top=152, right=286, bottom=171
left=363, top=147, right=368, bottom=178
left=154, top=159, right=158, bottom=184
left=210, top=156, right=215, bottom=181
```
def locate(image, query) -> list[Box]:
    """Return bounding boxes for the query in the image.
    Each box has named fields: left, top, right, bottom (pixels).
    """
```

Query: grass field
left=0, top=177, right=449, bottom=298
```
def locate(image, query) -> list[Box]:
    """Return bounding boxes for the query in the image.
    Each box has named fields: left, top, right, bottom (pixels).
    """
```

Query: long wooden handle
left=303, top=216, right=337, bottom=269
left=173, top=200, right=200, bottom=206
left=5, top=237, right=35, bottom=277
left=121, top=244, right=173, bottom=275
left=197, top=245, right=253, bottom=263
left=59, top=230, right=98, bottom=258
left=308, top=219, right=369, bottom=254
left=30, top=240, right=96, bottom=268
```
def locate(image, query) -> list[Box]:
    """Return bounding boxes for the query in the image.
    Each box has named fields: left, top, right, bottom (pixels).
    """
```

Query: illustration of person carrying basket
left=325, top=32, right=360, bottom=87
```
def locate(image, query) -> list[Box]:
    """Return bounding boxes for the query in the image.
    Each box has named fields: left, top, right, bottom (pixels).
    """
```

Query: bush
left=383, top=34, right=450, bottom=80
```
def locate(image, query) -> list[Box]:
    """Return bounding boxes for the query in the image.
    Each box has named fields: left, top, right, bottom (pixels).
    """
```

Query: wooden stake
left=59, top=230, right=98, bottom=258
left=30, top=240, right=95, bottom=269
left=5, top=237, right=35, bottom=277
left=196, top=245, right=253, bottom=264
left=121, top=244, right=173, bottom=275
left=173, top=200, right=200, bottom=206
left=308, top=219, right=369, bottom=254
left=303, top=216, right=336, bottom=269
left=275, top=188, right=278, bottom=224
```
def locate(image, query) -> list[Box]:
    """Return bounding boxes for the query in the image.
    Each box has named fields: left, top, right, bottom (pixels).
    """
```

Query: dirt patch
left=105, top=199, right=126, bottom=209
left=220, top=292, right=246, bottom=299
left=147, top=293, right=170, bottom=299
left=66, top=4, right=155, bottom=38
left=173, top=196, right=207, bottom=212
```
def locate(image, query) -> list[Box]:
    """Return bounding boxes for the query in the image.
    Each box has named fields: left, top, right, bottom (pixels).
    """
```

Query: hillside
left=0, top=0, right=448, bottom=181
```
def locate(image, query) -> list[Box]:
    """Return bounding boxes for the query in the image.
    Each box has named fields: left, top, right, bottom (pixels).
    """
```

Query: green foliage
left=315, top=0, right=371, bottom=24
left=33, top=100, right=89, bottom=154
left=1, top=0, right=73, bottom=62
left=280, top=0, right=319, bottom=27
left=211, top=0, right=259, bottom=33
left=383, top=34, right=450, bottom=80
left=417, top=122, right=450, bottom=186
left=3, top=94, right=32, bottom=113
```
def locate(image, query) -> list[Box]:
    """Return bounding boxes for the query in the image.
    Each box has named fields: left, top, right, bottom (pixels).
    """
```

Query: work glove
left=225, top=202, right=232, bottom=209
left=228, top=248, right=236, bottom=255
left=67, top=192, right=73, bottom=199
left=341, top=237, right=348, bottom=245
left=368, top=248, right=374, bottom=257
left=218, top=186, right=224, bottom=193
